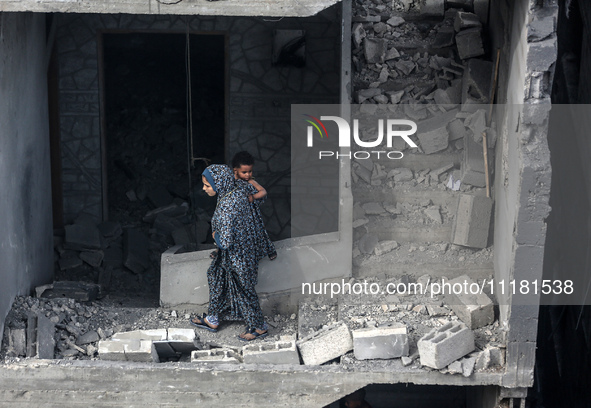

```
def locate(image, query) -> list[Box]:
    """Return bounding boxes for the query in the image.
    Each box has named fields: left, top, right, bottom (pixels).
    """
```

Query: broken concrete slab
left=418, top=321, right=475, bottom=369
left=358, top=233, right=379, bottom=254
left=297, top=322, right=353, bottom=365
left=76, top=330, right=100, bottom=346
left=243, top=340, right=300, bottom=365
left=36, top=314, right=56, bottom=359
left=97, top=221, right=123, bottom=239
left=123, top=228, right=151, bottom=274
left=461, top=134, right=486, bottom=187
left=444, top=275, right=494, bottom=329
left=352, top=324, right=409, bottom=360
left=432, top=26, right=455, bottom=49
left=38, top=281, right=100, bottom=302
left=298, top=299, right=339, bottom=339
left=98, top=340, right=127, bottom=361
left=462, top=59, right=493, bottom=105
left=455, top=28, right=485, bottom=60
left=352, top=23, right=366, bottom=48
left=364, top=38, right=387, bottom=64
left=452, top=194, right=492, bottom=248
left=79, top=250, right=104, bottom=268
left=167, top=328, right=195, bottom=342
left=374, top=240, right=398, bottom=256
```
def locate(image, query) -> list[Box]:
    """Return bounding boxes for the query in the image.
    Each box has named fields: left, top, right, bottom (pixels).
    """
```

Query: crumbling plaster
left=491, top=0, right=556, bottom=388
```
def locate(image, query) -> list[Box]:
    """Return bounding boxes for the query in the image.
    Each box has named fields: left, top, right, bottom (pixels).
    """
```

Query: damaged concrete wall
left=56, top=11, right=340, bottom=236
left=0, top=13, right=54, bottom=337
left=491, top=0, right=556, bottom=388
left=0, top=0, right=340, bottom=18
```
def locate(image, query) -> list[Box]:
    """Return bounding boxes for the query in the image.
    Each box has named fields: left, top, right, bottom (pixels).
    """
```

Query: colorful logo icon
left=303, top=114, right=328, bottom=146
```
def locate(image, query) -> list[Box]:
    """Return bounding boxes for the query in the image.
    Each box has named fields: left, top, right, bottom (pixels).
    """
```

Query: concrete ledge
left=0, top=0, right=341, bottom=17
left=160, top=233, right=352, bottom=307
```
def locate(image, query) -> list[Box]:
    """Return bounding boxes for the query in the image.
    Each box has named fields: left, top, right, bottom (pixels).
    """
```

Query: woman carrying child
left=190, top=164, right=268, bottom=341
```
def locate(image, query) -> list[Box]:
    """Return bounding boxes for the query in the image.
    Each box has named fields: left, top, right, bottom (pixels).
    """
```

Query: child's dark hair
left=232, top=151, right=255, bottom=168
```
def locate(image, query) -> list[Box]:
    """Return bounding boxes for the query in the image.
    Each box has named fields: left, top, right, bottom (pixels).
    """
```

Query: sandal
left=190, top=314, right=218, bottom=332
left=269, top=251, right=277, bottom=261
left=210, top=250, right=218, bottom=259
left=238, top=326, right=268, bottom=342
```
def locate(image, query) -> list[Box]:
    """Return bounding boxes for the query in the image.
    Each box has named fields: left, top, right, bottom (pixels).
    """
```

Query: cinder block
left=167, top=328, right=195, bottom=342
left=455, top=28, right=484, bottom=60
left=297, top=322, right=353, bottom=365
left=123, top=340, right=159, bottom=363
left=243, top=340, right=300, bottom=364
left=98, top=340, right=127, bottom=361
left=461, top=133, right=486, bottom=187
left=444, top=275, right=494, bottom=329
left=190, top=348, right=242, bottom=364
left=8, top=328, right=26, bottom=356
left=451, top=194, right=493, bottom=248
left=418, top=321, right=475, bottom=369
left=112, top=329, right=167, bottom=341
left=416, top=109, right=458, bottom=154
left=454, top=11, right=482, bottom=32
left=352, top=324, right=409, bottom=360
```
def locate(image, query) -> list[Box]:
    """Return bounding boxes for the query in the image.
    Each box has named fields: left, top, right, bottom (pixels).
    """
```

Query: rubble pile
left=1, top=275, right=504, bottom=377
left=351, top=0, right=497, bottom=271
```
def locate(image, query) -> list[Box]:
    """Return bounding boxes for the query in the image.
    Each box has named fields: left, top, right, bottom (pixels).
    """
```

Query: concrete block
left=418, top=321, right=475, bottom=369
left=352, top=324, right=409, bottom=360
left=123, top=340, right=159, bottom=362
left=527, top=38, right=557, bottom=73
left=64, top=223, right=102, bottom=251
left=418, top=128, right=449, bottom=154
left=98, top=340, right=127, bottom=361
left=297, top=322, right=353, bottom=365
left=112, top=329, right=168, bottom=341
left=243, top=340, right=300, bottom=364
left=461, top=132, right=486, bottom=187
left=39, top=281, right=100, bottom=302
left=455, top=28, right=484, bottom=60
left=8, top=328, right=26, bottom=356
left=451, top=194, right=493, bottom=248
left=79, top=250, right=104, bottom=267
left=454, top=11, right=482, bottom=32
left=448, top=119, right=467, bottom=141
left=432, top=26, right=455, bottom=49
left=167, top=328, right=195, bottom=342
left=421, top=0, right=444, bottom=16
left=191, top=348, right=242, bottom=364
left=444, top=275, right=494, bottom=329
left=123, top=228, right=150, bottom=273
left=36, top=315, right=55, bottom=359
left=462, top=59, right=493, bottom=105
left=374, top=240, right=398, bottom=256
left=363, top=38, right=387, bottom=64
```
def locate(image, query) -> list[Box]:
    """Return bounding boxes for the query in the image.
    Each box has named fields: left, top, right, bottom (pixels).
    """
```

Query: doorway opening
left=97, top=31, right=226, bottom=304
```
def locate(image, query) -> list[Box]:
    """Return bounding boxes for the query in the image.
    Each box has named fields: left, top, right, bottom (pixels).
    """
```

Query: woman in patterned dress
left=190, top=164, right=268, bottom=341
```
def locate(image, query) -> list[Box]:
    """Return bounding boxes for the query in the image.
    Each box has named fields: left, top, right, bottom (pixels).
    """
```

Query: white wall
left=0, top=12, right=54, bottom=337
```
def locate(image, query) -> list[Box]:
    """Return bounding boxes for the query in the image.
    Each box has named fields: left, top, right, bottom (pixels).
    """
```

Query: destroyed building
left=0, top=0, right=589, bottom=406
